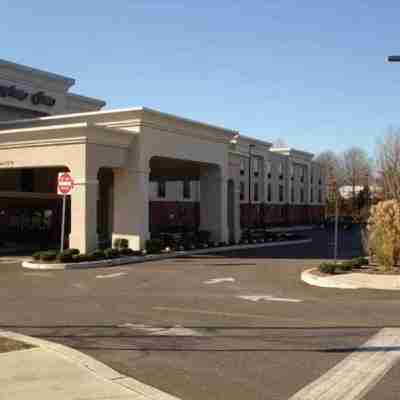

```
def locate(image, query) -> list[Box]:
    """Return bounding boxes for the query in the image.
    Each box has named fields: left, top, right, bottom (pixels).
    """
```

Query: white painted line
left=120, top=323, right=200, bottom=336
left=289, top=328, right=400, bottom=400
left=238, top=295, right=302, bottom=303
left=204, top=277, right=236, bottom=284
left=96, top=272, right=127, bottom=279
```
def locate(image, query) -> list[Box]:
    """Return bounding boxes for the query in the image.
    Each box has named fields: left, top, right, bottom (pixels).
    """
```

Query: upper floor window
left=300, top=166, right=305, bottom=183
left=240, top=181, right=245, bottom=201
left=265, top=161, right=271, bottom=179
left=279, top=162, right=284, bottom=180
left=300, top=187, right=305, bottom=203
left=310, top=188, right=314, bottom=203
left=240, top=159, right=245, bottom=175
left=158, top=181, right=166, bottom=198
left=254, top=182, right=259, bottom=201
left=318, top=189, right=322, bottom=203
left=279, top=184, right=284, bottom=202
left=267, top=183, right=272, bottom=202
left=183, top=180, right=191, bottom=199
left=253, top=158, right=260, bottom=177
left=291, top=186, right=295, bottom=203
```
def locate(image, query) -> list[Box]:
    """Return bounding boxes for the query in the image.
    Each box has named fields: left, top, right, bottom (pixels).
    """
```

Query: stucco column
left=112, top=168, right=150, bottom=251
left=69, top=178, right=98, bottom=253
left=200, top=165, right=228, bottom=243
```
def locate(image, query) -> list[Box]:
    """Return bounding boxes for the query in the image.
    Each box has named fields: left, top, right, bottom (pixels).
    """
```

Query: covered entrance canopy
left=0, top=107, right=237, bottom=253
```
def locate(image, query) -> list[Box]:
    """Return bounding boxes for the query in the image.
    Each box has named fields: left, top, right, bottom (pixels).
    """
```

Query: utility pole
left=248, top=144, right=255, bottom=229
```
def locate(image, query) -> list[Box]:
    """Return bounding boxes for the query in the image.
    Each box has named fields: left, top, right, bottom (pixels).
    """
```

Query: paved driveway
left=1, top=228, right=400, bottom=399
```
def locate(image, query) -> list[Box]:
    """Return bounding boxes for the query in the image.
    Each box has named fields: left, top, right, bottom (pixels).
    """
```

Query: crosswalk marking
left=289, top=328, right=400, bottom=400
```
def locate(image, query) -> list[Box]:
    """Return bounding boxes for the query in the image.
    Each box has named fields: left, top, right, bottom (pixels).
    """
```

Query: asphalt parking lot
left=2, top=227, right=400, bottom=399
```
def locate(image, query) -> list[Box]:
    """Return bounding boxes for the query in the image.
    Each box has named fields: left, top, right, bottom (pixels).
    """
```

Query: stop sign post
left=57, top=173, right=74, bottom=252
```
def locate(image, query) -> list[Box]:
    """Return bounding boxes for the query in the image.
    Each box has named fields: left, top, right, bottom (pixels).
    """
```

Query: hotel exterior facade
left=0, top=60, right=325, bottom=253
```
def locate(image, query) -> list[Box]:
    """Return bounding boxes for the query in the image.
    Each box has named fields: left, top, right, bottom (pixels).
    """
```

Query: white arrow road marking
left=289, top=328, right=400, bottom=400
left=96, top=272, right=127, bottom=279
left=119, top=323, right=200, bottom=336
left=238, top=295, right=302, bottom=303
left=204, top=277, right=236, bottom=284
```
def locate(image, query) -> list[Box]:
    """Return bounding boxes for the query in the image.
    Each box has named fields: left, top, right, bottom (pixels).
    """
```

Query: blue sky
left=3, top=1, right=400, bottom=156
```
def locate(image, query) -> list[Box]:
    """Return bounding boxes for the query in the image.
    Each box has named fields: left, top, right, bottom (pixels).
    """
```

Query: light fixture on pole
left=386, top=56, right=400, bottom=63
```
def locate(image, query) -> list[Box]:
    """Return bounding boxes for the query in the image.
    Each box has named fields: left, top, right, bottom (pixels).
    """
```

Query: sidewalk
left=0, top=330, right=181, bottom=400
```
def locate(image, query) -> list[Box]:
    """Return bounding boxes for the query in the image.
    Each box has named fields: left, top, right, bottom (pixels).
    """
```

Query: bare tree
left=314, top=150, right=344, bottom=185
left=376, top=127, right=400, bottom=201
left=341, top=147, right=372, bottom=212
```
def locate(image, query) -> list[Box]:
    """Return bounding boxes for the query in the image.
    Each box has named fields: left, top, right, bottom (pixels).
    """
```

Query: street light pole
left=248, top=144, right=255, bottom=229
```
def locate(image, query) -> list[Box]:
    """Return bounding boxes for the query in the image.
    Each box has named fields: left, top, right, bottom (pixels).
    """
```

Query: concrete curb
left=22, top=238, right=312, bottom=270
left=301, top=268, right=358, bottom=289
left=301, top=268, right=400, bottom=290
left=0, top=329, right=181, bottom=400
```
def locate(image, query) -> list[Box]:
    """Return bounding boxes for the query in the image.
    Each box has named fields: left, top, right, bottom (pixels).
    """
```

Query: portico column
left=69, top=178, right=98, bottom=253
left=200, top=165, right=228, bottom=243
left=112, top=168, right=150, bottom=251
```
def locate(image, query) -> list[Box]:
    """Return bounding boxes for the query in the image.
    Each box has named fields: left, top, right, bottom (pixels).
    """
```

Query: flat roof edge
left=0, top=59, right=75, bottom=87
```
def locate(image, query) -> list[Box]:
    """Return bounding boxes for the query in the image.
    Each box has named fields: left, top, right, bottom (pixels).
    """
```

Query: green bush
left=352, top=256, right=369, bottom=267
left=56, top=250, right=74, bottom=263
left=318, top=262, right=336, bottom=274
left=119, top=248, right=135, bottom=256
left=336, top=261, right=353, bottom=272
left=113, top=238, right=129, bottom=249
left=68, top=248, right=80, bottom=256
left=39, top=250, right=58, bottom=262
left=32, top=251, right=42, bottom=261
left=72, top=254, right=91, bottom=263
left=90, top=249, right=106, bottom=260
left=146, top=239, right=163, bottom=254
left=104, top=248, right=120, bottom=259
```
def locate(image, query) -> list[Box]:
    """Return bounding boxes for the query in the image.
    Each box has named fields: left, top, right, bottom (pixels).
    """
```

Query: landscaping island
left=22, top=231, right=311, bottom=270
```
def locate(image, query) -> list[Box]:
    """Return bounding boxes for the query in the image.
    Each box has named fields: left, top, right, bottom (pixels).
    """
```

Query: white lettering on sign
left=0, top=161, right=14, bottom=167
left=57, top=172, right=74, bottom=195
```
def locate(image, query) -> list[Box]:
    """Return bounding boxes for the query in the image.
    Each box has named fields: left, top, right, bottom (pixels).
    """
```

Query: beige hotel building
left=0, top=59, right=325, bottom=253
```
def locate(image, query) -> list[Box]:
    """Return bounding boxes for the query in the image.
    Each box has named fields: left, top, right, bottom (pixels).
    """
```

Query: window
left=310, top=173, right=314, bottom=185
left=265, top=161, right=271, bottom=179
left=300, top=166, right=305, bottom=183
left=279, top=185, right=284, bottom=202
left=254, top=182, right=259, bottom=202
left=158, top=181, right=166, bottom=198
left=253, top=158, right=260, bottom=177
left=183, top=180, right=191, bottom=199
left=240, top=159, right=245, bottom=175
left=291, top=186, right=295, bottom=203
left=318, top=189, right=322, bottom=203
left=267, top=183, right=272, bottom=202
left=310, top=188, right=314, bottom=203
left=21, top=169, right=34, bottom=192
left=279, top=162, right=284, bottom=180
left=240, top=182, right=245, bottom=201
left=300, top=187, right=305, bottom=203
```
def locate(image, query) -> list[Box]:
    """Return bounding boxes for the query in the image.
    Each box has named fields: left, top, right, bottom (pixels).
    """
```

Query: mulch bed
left=0, top=338, right=33, bottom=354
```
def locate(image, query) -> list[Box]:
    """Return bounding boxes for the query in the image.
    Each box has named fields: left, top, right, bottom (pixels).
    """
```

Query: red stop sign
left=57, top=172, right=74, bottom=195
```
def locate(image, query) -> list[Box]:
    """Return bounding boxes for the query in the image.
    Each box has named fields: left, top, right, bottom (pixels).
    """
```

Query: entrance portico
left=0, top=108, right=233, bottom=253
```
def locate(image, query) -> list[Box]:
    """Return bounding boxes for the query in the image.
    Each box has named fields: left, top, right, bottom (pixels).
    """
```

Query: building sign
left=0, top=84, right=56, bottom=107
left=0, top=161, right=14, bottom=167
